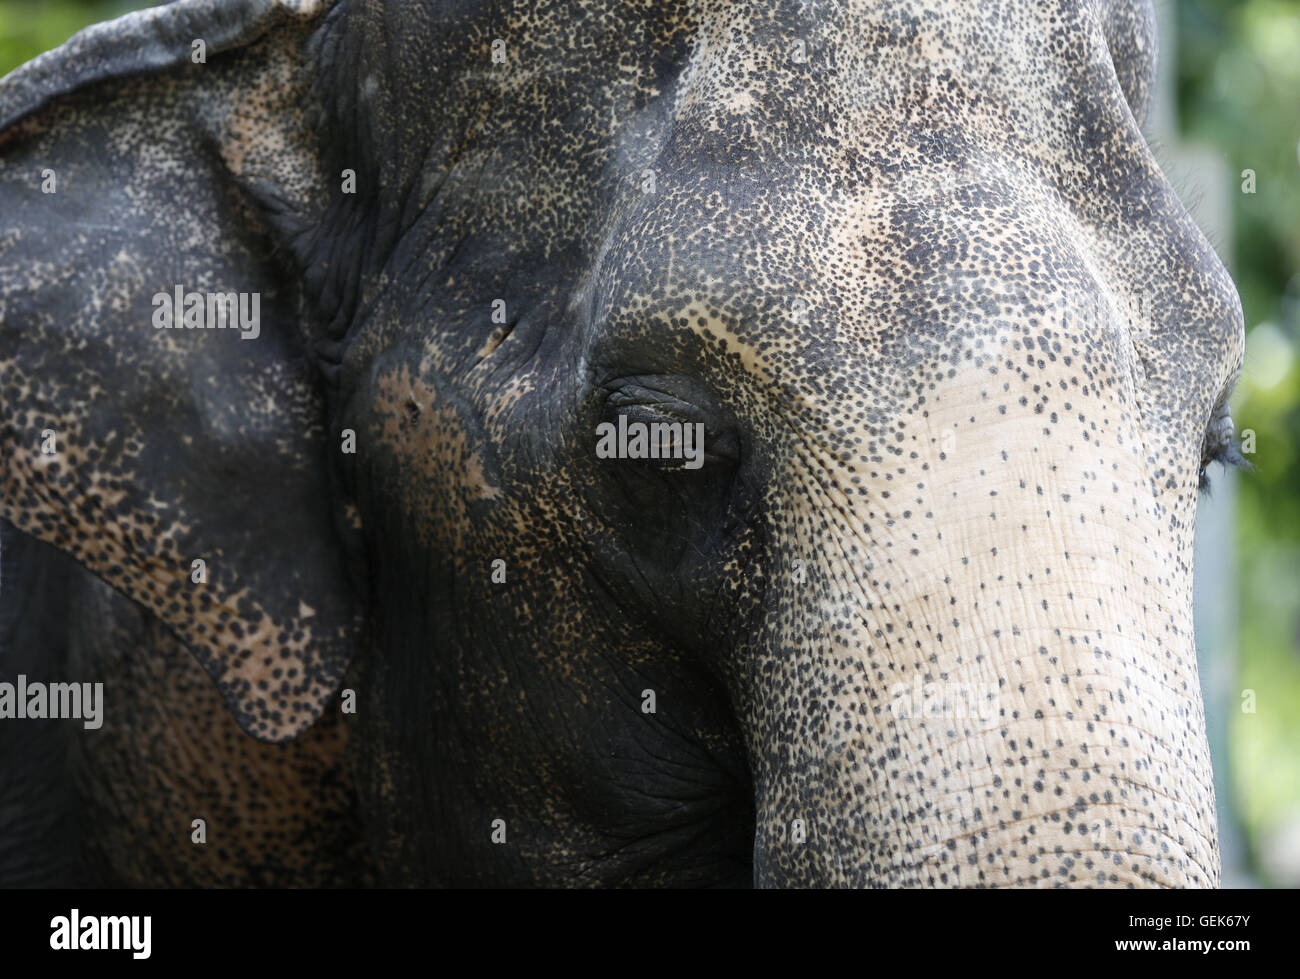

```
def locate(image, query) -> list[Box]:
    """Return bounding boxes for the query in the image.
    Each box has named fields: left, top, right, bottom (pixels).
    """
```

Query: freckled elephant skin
left=0, top=526, right=370, bottom=887
left=0, top=0, right=1242, bottom=887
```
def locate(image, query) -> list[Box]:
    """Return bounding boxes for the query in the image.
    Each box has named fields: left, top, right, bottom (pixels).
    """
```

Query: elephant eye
left=1198, top=400, right=1249, bottom=493
left=595, top=382, right=740, bottom=473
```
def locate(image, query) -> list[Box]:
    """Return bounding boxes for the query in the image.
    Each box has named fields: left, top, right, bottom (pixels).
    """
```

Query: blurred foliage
left=1178, top=0, right=1300, bottom=885
left=0, top=1, right=145, bottom=72
left=1, top=0, right=1298, bottom=883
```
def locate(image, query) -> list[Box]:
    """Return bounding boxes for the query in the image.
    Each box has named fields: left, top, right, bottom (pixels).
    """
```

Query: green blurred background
left=1, top=0, right=1297, bottom=886
left=1174, top=0, right=1300, bottom=887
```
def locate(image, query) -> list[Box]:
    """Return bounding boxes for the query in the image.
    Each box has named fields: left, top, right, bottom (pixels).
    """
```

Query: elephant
left=0, top=0, right=1244, bottom=888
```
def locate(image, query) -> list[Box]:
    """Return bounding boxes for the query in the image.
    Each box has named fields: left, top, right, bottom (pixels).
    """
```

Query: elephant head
left=0, top=0, right=1242, bottom=886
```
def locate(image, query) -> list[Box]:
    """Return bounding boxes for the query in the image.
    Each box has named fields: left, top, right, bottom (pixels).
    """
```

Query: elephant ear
left=0, top=0, right=359, bottom=742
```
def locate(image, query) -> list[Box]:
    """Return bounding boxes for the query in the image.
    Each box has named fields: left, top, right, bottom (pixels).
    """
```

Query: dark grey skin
left=0, top=0, right=1243, bottom=887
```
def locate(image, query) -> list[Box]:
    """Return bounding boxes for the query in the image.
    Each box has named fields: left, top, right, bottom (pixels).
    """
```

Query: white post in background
left=1149, top=1, right=1250, bottom=887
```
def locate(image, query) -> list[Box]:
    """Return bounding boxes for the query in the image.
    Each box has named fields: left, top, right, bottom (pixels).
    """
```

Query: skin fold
left=0, top=0, right=1242, bottom=887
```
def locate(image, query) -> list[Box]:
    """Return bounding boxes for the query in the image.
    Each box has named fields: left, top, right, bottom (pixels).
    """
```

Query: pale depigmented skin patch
left=1, top=0, right=1241, bottom=888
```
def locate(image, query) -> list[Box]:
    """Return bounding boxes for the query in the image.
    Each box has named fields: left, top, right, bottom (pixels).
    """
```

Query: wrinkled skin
left=0, top=0, right=1242, bottom=887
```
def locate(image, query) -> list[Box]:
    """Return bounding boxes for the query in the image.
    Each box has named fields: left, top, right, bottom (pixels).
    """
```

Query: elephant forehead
left=582, top=0, right=1232, bottom=425
left=577, top=2, right=1178, bottom=366
left=611, top=168, right=1094, bottom=318
left=597, top=178, right=1137, bottom=402
left=357, top=0, right=1147, bottom=272
left=344, top=0, right=1196, bottom=393
left=598, top=0, right=1140, bottom=217
left=667, top=2, right=1104, bottom=140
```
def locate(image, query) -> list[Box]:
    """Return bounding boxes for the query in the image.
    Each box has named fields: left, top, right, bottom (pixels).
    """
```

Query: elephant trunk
left=738, top=377, right=1219, bottom=887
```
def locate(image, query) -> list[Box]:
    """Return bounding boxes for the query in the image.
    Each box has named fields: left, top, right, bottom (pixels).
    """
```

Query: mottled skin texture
left=0, top=527, right=369, bottom=886
left=0, top=0, right=1242, bottom=886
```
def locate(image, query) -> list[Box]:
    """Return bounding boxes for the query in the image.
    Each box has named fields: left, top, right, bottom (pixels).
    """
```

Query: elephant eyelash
left=1198, top=442, right=1249, bottom=493
left=1198, top=402, right=1251, bottom=494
